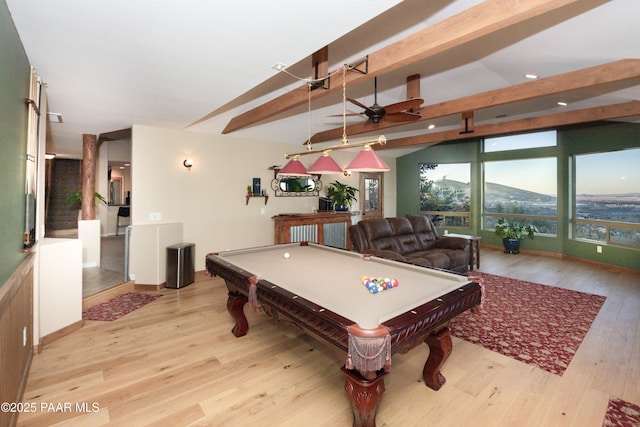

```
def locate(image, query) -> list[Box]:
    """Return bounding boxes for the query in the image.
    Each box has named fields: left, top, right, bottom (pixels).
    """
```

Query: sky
left=576, top=149, right=640, bottom=195
left=427, top=131, right=639, bottom=196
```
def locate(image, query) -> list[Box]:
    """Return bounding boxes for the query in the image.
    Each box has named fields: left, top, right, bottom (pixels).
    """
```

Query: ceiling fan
left=343, top=77, right=424, bottom=124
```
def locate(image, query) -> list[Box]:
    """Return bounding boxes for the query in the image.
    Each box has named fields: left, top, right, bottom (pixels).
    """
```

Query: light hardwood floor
left=18, top=248, right=640, bottom=426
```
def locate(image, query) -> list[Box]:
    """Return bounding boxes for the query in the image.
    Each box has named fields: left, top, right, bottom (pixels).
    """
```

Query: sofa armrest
left=434, top=236, right=469, bottom=250
left=364, top=249, right=408, bottom=263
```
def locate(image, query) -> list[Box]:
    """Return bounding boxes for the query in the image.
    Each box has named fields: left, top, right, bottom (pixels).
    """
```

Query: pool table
left=206, top=242, right=481, bottom=427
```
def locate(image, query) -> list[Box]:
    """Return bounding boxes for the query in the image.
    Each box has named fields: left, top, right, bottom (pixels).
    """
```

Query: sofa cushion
left=442, top=248, right=469, bottom=268
left=361, top=218, right=394, bottom=241
left=387, top=217, right=421, bottom=255
left=406, top=215, right=439, bottom=250
left=387, top=217, right=414, bottom=235
left=406, top=250, right=450, bottom=269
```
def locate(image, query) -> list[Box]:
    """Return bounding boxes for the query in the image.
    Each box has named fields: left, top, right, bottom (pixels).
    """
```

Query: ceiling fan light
left=307, top=151, right=343, bottom=174
left=345, top=145, right=390, bottom=172
left=277, top=157, right=310, bottom=176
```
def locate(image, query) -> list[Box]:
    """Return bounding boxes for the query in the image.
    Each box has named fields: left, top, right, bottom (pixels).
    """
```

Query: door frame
left=359, top=172, right=384, bottom=219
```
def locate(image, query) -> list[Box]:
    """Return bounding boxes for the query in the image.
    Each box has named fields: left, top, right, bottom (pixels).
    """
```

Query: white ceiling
left=7, top=0, right=640, bottom=159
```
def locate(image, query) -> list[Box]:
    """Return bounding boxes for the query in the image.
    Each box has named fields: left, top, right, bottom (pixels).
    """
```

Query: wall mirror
left=271, top=176, right=322, bottom=197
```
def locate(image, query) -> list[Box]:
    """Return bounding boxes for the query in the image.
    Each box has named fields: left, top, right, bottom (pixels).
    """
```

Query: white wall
left=130, top=124, right=396, bottom=272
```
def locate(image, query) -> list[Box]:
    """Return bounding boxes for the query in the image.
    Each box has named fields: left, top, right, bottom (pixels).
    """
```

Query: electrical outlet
left=260, top=207, right=266, bottom=215
left=597, top=245, right=603, bottom=254
left=149, top=212, right=161, bottom=221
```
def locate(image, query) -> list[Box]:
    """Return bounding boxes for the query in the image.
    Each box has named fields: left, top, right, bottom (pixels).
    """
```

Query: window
left=574, top=148, right=640, bottom=248
left=484, top=130, right=556, bottom=152
left=483, top=158, right=557, bottom=234
left=419, top=163, right=470, bottom=227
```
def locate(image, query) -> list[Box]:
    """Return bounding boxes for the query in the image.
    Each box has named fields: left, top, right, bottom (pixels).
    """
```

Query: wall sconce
left=183, top=159, right=193, bottom=170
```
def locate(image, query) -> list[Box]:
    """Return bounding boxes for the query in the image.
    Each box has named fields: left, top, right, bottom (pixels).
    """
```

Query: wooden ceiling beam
left=378, top=101, right=640, bottom=151
left=311, top=46, right=329, bottom=90
left=310, top=59, right=640, bottom=143
left=222, top=0, right=589, bottom=135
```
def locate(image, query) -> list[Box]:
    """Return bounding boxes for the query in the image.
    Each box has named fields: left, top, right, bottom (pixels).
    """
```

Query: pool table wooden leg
left=226, top=292, right=249, bottom=337
left=422, top=326, right=453, bottom=390
left=342, top=367, right=388, bottom=427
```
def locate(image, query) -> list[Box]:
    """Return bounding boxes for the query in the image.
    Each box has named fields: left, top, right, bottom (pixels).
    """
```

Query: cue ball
left=283, top=252, right=290, bottom=259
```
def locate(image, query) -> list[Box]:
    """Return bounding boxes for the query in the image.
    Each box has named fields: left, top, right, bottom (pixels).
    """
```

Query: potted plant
left=68, top=191, right=107, bottom=207
left=325, top=181, right=358, bottom=211
left=494, top=217, right=538, bottom=254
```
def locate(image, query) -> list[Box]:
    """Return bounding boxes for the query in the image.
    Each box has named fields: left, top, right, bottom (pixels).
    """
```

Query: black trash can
left=166, top=243, right=195, bottom=288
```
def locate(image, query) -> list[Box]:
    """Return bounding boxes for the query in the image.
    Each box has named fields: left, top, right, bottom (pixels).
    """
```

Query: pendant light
left=281, top=63, right=388, bottom=170
left=277, top=156, right=309, bottom=177
left=345, top=144, right=389, bottom=171
left=308, top=150, right=343, bottom=174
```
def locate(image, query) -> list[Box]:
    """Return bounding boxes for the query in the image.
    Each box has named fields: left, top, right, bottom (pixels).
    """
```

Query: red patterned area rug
left=449, top=272, right=606, bottom=375
left=603, top=397, right=640, bottom=427
left=82, top=293, right=162, bottom=321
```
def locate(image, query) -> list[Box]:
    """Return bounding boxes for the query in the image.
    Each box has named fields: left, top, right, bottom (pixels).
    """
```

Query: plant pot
left=503, top=238, right=521, bottom=254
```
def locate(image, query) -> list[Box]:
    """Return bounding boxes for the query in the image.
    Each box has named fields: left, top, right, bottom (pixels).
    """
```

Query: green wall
left=0, top=0, right=31, bottom=286
left=396, top=123, right=640, bottom=271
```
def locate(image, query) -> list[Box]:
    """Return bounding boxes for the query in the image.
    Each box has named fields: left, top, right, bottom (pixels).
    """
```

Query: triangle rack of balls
left=362, top=276, right=399, bottom=294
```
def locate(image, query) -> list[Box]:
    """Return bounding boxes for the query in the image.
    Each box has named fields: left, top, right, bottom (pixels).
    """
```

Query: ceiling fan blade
left=383, top=98, right=424, bottom=115
left=384, top=111, right=422, bottom=122
left=346, top=97, right=374, bottom=113
left=327, top=113, right=364, bottom=117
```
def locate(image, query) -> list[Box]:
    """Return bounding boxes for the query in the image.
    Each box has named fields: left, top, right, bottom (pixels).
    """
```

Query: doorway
left=359, top=172, right=384, bottom=220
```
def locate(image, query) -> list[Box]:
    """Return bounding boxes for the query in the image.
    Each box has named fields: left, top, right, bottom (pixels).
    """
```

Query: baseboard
left=40, top=319, right=84, bottom=347
left=133, top=283, right=166, bottom=292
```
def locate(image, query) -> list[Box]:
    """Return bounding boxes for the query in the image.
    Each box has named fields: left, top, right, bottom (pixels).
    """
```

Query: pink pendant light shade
left=307, top=151, right=343, bottom=174
left=277, top=157, right=309, bottom=176
left=345, top=145, right=390, bottom=172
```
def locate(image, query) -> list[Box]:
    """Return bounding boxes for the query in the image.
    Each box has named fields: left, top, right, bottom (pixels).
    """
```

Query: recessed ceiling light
left=427, top=124, right=435, bottom=130
left=557, top=101, right=568, bottom=106
left=525, top=74, right=538, bottom=79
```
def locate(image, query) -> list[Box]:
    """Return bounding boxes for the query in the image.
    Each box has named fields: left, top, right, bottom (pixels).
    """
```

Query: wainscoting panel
left=0, top=254, right=34, bottom=427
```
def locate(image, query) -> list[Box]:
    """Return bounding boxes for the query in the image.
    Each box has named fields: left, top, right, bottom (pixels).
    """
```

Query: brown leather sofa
left=349, top=215, right=470, bottom=272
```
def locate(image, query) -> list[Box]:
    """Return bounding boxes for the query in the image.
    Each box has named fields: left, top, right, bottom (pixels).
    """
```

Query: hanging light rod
left=284, top=135, right=386, bottom=159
